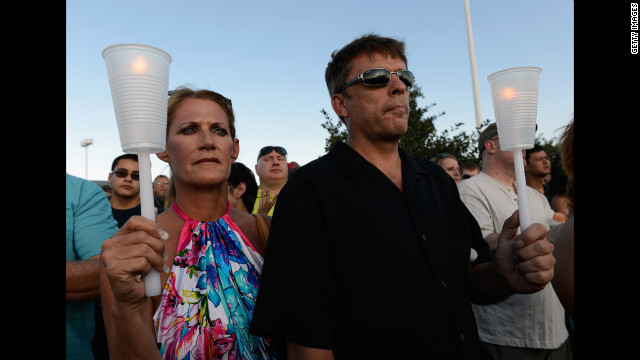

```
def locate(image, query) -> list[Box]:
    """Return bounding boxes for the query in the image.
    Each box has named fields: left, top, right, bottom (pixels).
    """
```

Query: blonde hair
left=558, top=118, right=574, bottom=212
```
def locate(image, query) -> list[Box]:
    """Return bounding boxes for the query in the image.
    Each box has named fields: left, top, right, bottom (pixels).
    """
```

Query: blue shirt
left=66, top=173, right=118, bottom=359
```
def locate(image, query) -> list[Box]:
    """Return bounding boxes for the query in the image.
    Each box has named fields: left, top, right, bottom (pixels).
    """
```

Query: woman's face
left=157, top=98, right=239, bottom=187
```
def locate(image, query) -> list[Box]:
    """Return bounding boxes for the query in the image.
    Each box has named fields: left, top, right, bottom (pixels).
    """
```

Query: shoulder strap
left=253, top=213, right=270, bottom=247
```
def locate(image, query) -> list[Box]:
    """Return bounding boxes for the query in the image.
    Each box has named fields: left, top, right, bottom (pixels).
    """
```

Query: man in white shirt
left=458, top=123, right=572, bottom=359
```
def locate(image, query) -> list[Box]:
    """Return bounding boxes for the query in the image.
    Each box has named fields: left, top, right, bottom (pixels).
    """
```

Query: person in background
left=250, top=34, right=556, bottom=360
left=432, top=152, right=461, bottom=184
left=288, top=161, right=300, bottom=178
left=100, top=184, right=112, bottom=198
left=67, top=173, right=119, bottom=359
left=458, top=122, right=571, bottom=359
left=253, top=145, right=288, bottom=216
left=153, top=174, right=170, bottom=209
left=524, top=144, right=551, bottom=196
left=547, top=155, right=571, bottom=216
left=99, top=86, right=280, bottom=359
left=107, top=154, right=164, bottom=228
left=552, top=118, right=574, bottom=318
left=460, top=160, right=480, bottom=181
left=228, top=161, right=259, bottom=213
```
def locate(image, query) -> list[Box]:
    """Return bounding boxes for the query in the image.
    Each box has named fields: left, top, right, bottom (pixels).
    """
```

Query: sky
left=66, top=0, right=574, bottom=182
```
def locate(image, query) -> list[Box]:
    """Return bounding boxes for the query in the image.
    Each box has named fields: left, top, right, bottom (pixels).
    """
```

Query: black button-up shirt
left=251, top=142, right=491, bottom=359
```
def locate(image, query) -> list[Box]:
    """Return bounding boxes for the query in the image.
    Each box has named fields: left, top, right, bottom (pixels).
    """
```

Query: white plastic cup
left=102, top=44, right=172, bottom=153
left=102, top=43, right=172, bottom=297
left=487, top=67, right=541, bottom=151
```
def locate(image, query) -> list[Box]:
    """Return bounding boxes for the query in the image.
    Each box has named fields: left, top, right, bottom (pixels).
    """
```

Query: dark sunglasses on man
left=111, top=169, right=140, bottom=181
left=338, top=68, right=415, bottom=93
left=257, top=146, right=287, bottom=161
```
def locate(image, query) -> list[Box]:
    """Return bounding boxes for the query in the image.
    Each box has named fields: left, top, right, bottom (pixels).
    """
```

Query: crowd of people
left=66, top=33, right=574, bottom=360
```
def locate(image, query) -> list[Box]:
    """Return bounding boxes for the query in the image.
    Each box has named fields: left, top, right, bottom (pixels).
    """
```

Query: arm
left=99, top=216, right=168, bottom=359
left=470, top=210, right=555, bottom=304
left=287, top=341, right=335, bottom=360
left=66, top=254, right=101, bottom=301
left=551, top=216, right=574, bottom=317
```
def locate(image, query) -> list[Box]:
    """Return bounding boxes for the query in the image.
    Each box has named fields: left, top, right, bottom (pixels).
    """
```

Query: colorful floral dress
left=153, top=202, right=279, bottom=359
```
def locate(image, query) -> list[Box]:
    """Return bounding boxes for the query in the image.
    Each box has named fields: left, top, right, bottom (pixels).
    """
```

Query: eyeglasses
left=111, top=169, right=140, bottom=181
left=338, top=68, right=415, bottom=93
left=462, top=174, right=472, bottom=180
left=258, top=146, right=287, bottom=160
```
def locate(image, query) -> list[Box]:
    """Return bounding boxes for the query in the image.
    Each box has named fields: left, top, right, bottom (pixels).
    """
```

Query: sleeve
left=250, top=172, right=336, bottom=349
left=458, top=181, right=496, bottom=239
left=73, top=181, right=119, bottom=260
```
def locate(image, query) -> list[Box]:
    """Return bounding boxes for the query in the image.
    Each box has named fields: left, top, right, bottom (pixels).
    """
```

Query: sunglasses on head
left=258, top=146, right=287, bottom=160
left=111, top=169, right=140, bottom=181
left=338, top=68, right=415, bottom=93
left=434, top=153, right=450, bottom=164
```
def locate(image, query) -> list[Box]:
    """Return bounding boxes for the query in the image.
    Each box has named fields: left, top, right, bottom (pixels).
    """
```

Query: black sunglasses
left=462, top=174, right=472, bottom=180
left=258, top=146, right=287, bottom=160
left=111, top=169, right=140, bottom=181
left=338, top=68, right=415, bottom=93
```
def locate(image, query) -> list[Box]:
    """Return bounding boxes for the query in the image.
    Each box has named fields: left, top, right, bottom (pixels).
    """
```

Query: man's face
left=525, top=150, right=551, bottom=177
left=108, top=158, right=140, bottom=198
left=333, top=52, right=410, bottom=143
left=255, top=150, right=288, bottom=185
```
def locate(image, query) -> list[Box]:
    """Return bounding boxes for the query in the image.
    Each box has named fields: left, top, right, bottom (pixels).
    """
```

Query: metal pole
left=85, top=146, right=89, bottom=179
left=463, top=0, right=483, bottom=133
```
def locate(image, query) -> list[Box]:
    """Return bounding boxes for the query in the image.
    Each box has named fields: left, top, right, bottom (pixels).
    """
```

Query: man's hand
left=494, top=210, right=556, bottom=294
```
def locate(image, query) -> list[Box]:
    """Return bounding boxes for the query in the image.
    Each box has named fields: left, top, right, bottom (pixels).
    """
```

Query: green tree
left=320, top=85, right=489, bottom=163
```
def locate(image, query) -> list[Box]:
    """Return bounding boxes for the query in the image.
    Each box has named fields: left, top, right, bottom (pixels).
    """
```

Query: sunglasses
left=258, top=146, right=287, bottom=160
left=462, top=174, right=472, bottom=180
left=111, top=169, right=140, bottom=181
left=434, top=153, right=450, bottom=164
left=338, top=68, right=415, bottom=93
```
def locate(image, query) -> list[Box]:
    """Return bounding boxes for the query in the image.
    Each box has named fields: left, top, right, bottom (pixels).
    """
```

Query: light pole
left=80, top=138, right=93, bottom=179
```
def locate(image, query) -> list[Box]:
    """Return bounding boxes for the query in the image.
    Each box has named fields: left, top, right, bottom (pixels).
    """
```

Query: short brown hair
left=325, top=34, right=408, bottom=123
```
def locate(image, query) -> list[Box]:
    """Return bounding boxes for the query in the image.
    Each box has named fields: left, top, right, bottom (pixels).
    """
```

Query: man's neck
left=526, top=175, right=546, bottom=194
left=110, top=195, right=141, bottom=210
left=482, top=163, right=516, bottom=191
left=346, top=139, right=402, bottom=190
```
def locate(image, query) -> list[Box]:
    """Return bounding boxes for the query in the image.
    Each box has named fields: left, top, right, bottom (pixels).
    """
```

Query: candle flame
left=132, top=57, right=147, bottom=74
left=502, top=87, right=515, bottom=100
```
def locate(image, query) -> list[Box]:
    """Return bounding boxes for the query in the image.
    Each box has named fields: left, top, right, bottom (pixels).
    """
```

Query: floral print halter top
left=153, top=202, right=279, bottom=359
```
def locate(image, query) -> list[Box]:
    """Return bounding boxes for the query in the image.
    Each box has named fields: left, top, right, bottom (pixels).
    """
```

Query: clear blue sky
left=66, top=0, right=574, bottom=182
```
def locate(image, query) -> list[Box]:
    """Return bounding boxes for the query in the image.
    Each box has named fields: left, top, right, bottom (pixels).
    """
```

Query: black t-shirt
left=250, top=142, right=491, bottom=359
left=111, top=203, right=164, bottom=228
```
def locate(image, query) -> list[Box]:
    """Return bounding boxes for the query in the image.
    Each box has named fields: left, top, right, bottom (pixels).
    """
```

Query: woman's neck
left=173, top=183, right=229, bottom=221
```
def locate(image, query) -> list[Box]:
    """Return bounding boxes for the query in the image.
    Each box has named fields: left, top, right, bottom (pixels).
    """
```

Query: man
left=250, top=34, right=556, bottom=359
left=108, top=154, right=164, bottom=227
left=253, top=145, right=288, bottom=216
left=152, top=174, right=169, bottom=209
left=457, top=123, right=571, bottom=359
left=460, top=160, right=480, bottom=181
left=524, top=144, right=551, bottom=195
left=66, top=173, right=119, bottom=359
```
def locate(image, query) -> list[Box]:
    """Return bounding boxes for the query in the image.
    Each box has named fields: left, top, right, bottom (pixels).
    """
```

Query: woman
left=432, top=153, right=461, bottom=184
left=99, top=87, right=279, bottom=359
